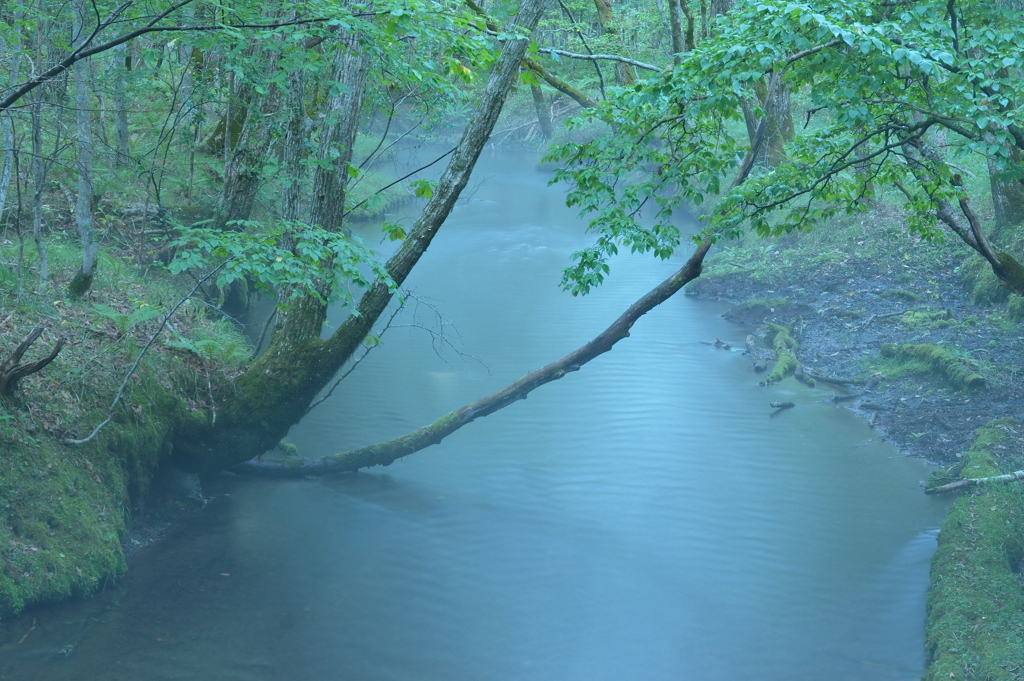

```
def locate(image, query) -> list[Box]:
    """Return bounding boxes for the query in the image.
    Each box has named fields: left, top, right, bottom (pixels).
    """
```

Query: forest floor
left=687, top=206, right=1024, bottom=477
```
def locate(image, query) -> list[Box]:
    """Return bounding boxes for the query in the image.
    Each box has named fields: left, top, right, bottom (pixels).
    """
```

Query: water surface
left=0, top=151, right=947, bottom=680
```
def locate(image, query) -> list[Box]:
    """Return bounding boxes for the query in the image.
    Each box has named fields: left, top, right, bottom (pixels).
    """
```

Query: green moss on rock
left=925, top=418, right=1024, bottom=681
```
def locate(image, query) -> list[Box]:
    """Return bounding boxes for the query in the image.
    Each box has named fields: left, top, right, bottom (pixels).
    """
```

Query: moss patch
left=879, top=343, right=986, bottom=390
left=881, top=288, right=924, bottom=302
left=761, top=323, right=814, bottom=387
left=901, top=309, right=956, bottom=329
left=924, top=419, right=1024, bottom=681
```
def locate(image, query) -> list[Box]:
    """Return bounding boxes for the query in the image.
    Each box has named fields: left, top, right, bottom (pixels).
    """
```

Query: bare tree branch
left=0, top=325, right=66, bottom=397
left=927, top=470, right=1024, bottom=494
left=0, top=2, right=379, bottom=113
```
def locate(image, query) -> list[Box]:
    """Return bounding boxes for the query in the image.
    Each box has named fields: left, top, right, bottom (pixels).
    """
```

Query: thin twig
left=251, top=307, right=277, bottom=361
left=66, top=263, right=225, bottom=445
left=343, top=146, right=456, bottom=218
left=305, top=298, right=406, bottom=415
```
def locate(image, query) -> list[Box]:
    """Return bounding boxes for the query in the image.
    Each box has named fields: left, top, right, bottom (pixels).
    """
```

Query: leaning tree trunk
left=171, top=0, right=551, bottom=474
left=222, top=14, right=776, bottom=479
left=68, top=0, right=98, bottom=297
left=235, top=239, right=713, bottom=476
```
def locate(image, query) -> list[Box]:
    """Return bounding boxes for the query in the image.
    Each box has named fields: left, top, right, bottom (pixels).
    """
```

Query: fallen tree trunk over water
left=234, top=238, right=712, bottom=477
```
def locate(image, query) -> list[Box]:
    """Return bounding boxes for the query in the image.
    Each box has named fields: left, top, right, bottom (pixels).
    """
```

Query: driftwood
left=825, top=379, right=878, bottom=404
left=0, top=325, right=66, bottom=397
left=793, top=363, right=814, bottom=386
left=801, top=369, right=870, bottom=386
left=926, top=470, right=1024, bottom=495
left=744, top=334, right=768, bottom=372
left=860, top=310, right=906, bottom=328
left=769, top=401, right=795, bottom=410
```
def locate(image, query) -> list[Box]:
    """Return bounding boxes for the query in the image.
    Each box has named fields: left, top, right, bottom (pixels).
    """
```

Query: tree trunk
left=760, top=74, right=792, bottom=167
left=0, top=49, right=21, bottom=224
left=112, top=43, right=130, bottom=166
left=281, top=68, right=306, bottom=223
left=68, top=0, right=98, bottom=297
left=667, top=0, right=694, bottom=62
left=592, top=0, right=635, bottom=86
left=308, top=32, right=367, bottom=232
left=667, top=0, right=685, bottom=62
left=31, top=89, right=47, bottom=290
left=171, top=0, right=552, bottom=474
left=272, top=29, right=369, bottom=341
left=987, top=139, right=1024, bottom=232
left=531, top=83, right=553, bottom=139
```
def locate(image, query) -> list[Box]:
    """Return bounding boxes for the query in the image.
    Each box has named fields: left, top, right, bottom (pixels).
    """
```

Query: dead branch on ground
left=0, top=324, right=66, bottom=397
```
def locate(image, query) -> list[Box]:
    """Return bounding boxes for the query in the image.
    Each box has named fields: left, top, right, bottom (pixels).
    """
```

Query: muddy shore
left=687, top=222, right=1024, bottom=474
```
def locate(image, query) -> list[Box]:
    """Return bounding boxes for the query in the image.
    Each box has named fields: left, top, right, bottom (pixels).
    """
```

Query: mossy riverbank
left=0, top=240, right=250, bottom=620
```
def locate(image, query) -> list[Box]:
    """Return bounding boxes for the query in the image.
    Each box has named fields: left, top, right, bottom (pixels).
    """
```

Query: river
left=0, top=150, right=947, bottom=680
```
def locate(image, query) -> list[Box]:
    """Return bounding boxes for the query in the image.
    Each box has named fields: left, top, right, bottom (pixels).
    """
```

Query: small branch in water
left=17, top=618, right=36, bottom=644
left=824, top=379, right=878, bottom=404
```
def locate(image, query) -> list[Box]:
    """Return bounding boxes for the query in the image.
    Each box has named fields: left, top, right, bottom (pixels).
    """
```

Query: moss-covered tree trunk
left=171, top=0, right=551, bottom=473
